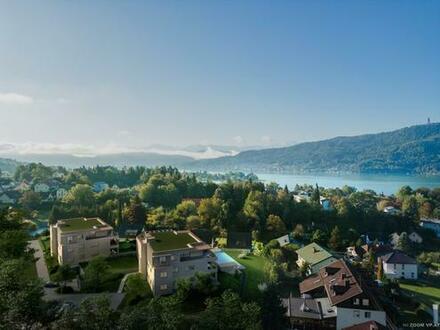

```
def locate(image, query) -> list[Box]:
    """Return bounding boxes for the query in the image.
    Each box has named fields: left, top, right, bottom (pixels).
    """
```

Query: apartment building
left=136, top=230, right=217, bottom=296
left=50, top=217, right=119, bottom=265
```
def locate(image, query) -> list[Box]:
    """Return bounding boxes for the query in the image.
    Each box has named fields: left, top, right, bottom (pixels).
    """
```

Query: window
left=353, top=298, right=360, bottom=305
left=353, top=310, right=360, bottom=318
left=364, top=311, right=371, bottom=318
left=160, top=284, right=168, bottom=290
left=402, top=272, right=405, bottom=276
left=173, top=267, right=179, bottom=273
left=402, top=264, right=405, bottom=270
left=160, top=272, right=168, bottom=278
left=187, top=265, right=195, bottom=271
left=362, top=299, right=369, bottom=306
left=159, top=256, right=167, bottom=264
left=171, top=255, right=176, bottom=261
left=393, top=264, right=396, bottom=270
left=411, top=272, right=415, bottom=278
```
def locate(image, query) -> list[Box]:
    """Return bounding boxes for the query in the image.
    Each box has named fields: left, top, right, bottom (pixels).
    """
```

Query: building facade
left=381, top=251, right=418, bottom=280
left=50, top=217, right=119, bottom=265
left=137, top=230, right=217, bottom=296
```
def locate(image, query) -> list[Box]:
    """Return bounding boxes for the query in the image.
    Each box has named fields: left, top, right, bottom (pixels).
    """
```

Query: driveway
left=29, top=239, right=125, bottom=309
left=29, top=239, right=50, bottom=282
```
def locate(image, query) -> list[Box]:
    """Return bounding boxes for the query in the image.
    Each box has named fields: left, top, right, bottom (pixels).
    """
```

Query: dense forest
left=194, top=123, right=440, bottom=175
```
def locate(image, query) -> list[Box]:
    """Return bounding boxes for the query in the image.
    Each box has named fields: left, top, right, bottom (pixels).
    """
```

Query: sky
left=0, top=1, right=439, bottom=156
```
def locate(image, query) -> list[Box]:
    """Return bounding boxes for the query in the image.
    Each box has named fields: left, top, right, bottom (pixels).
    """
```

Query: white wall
left=383, top=262, right=418, bottom=280
left=336, top=307, right=386, bottom=330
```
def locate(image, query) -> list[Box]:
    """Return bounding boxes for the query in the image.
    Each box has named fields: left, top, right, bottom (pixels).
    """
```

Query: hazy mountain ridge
left=191, top=123, right=440, bottom=175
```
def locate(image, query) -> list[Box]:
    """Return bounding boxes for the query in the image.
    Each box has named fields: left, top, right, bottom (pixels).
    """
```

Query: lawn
left=222, top=249, right=267, bottom=299
left=400, top=280, right=440, bottom=308
left=107, top=255, right=138, bottom=274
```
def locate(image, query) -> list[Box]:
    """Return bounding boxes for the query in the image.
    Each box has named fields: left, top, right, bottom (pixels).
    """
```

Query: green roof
left=149, top=231, right=198, bottom=252
left=296, top=242, right=333, bottom=265
left=58, top=218, right=106, bottom=232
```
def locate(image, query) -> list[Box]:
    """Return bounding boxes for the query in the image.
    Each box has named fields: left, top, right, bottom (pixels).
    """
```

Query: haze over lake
left=257, top=173, right=440, bottom=195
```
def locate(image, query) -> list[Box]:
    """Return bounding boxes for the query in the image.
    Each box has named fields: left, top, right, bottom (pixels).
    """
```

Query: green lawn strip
left=222, top=249, right=267, bottom=299
left=400, top=280, right=440, bottom=310
left=107, top=255, right=138, bottom=274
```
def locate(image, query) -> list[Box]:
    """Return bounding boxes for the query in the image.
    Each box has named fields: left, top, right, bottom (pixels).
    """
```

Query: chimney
left=345, top=279, right=350, bottom=288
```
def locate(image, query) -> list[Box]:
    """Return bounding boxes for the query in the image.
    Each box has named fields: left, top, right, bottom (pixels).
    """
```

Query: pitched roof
left=296, top=243, right=333, bottom=266
left=382, top=250, right=416, bottom=264
left=342, top=320, right=386, bottom=330
left=299, top=259, right=363, bottom=306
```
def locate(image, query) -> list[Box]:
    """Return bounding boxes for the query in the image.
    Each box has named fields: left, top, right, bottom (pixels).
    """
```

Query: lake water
left=257, top=173, right=440, bottom=195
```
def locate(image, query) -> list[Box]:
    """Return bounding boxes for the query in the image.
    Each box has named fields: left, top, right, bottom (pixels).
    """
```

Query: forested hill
left=192, top=123, right=440, bottom=175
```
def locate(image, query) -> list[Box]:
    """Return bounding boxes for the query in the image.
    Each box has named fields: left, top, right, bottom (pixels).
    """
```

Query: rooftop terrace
left=57, top=217, right=109, bottom=233
left=149, top=231, right=199, bottom=252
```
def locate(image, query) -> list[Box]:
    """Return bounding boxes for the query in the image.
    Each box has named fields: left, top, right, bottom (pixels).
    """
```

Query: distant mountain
left=4, top=153, right=194, bottom=169
left=190, top=123, right=440, bottom=175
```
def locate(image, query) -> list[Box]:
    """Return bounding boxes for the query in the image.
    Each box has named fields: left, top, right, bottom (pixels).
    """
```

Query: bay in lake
left=257, top=173, right=440, bottom=195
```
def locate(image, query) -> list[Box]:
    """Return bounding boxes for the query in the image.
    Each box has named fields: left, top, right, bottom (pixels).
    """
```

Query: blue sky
left=0, top=1, right=439, bottom=155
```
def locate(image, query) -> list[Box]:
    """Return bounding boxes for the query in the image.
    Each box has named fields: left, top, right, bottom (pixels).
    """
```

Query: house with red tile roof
left=292, top=259, right=386, bottom=330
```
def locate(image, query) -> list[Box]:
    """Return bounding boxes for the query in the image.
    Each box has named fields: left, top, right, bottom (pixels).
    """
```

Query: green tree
left=52, top=264, right=76, bottom=291
left=396, top=232, right=411, bottom=253
left=311, top=229, right=328, bottom=245
left=265, top=214, right=286, bottom=239
left=118, top=296, right=183, bottom=330
left=197, top=290, right=262, bottom=330
left=0, top=259, right=45, bottom=328
left=311, top=184, right=320, bottom=204
left=19, top=191, right=42, bottom=210
left=328, top=226, right=342, bottom=251
left=260, top=285, right=287, bottom=330
left=83, top=257, right=110, bottom=292
left=63, top=184, right=95, bottom=211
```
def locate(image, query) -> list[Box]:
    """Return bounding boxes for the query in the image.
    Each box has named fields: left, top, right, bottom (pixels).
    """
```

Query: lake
left=257, top=173, right=440, bottom=195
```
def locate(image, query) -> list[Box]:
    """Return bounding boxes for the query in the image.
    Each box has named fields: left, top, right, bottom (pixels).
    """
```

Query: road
left=29, top=239, right=50, bottom=282
left=29, top=239, right=125, bottom=309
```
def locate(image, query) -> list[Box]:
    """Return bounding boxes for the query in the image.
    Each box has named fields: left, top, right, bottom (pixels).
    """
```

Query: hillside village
left=0, top=164, right=440, bottom=329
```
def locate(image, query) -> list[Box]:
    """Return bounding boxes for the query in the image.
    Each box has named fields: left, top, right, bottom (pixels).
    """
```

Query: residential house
left=296, top=242, right=338, bottom=275
left=346, top=246, right=366, bottom=261
left=34, top=183, right=50, bottom=193
left=93, top=181, right=109, bottom=193
left=282, top=294, right=337, bottom=329
left=342, top=320, right=387, bottom=330
left=0, top=192, right=16, bottom=204
left=320, top=197, right=332, bottom=211
left=294, top=192, right=311, bottom=203
left=136, top=230, right=217, bottom=296
left=50, top=217, right=119, bottom=265
left=298, top=260, right=386, bottom=330
left=390, top=232, right=423, bottom=248
left=380, top=250, right=418, bottom=280
left=275, top=234, right=290, bottom=247
left=419, top=218, right=440, bottom=238
left=15, top=181, right=30, bottom=192
left=56, top=188, right=68, bottom=200
left=383, top=206, right=400, bottom=215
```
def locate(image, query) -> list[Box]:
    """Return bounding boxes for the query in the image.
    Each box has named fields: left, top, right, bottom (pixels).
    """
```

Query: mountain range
left=1, top=123, right=439, bottom=175
left=190, top=123, right=440, bottom=175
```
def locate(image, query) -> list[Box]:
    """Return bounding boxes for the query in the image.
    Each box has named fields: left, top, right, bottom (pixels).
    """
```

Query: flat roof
left=57, top=217, right=109, bottom=233
left=149, top=231, right=198, bottom=252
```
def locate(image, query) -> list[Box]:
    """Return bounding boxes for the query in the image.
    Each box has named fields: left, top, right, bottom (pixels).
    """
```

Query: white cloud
left=233, top=135, right=245, bottom=145
left=260, top=135, right=272, bottom=145
left=0, top=92, right=34, bottom=105
left=0, top=142, right=237, bottom=159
